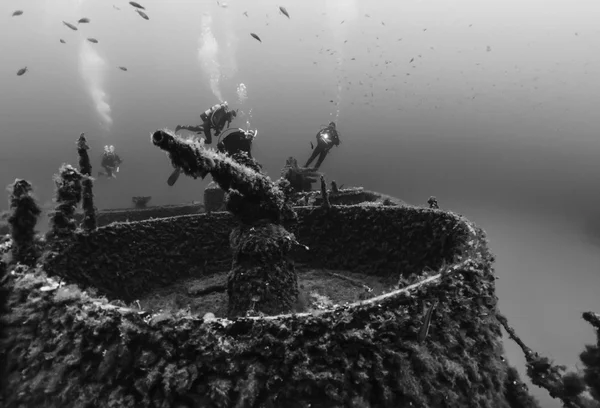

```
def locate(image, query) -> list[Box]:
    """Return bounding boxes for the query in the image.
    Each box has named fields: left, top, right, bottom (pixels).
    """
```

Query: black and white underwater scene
left=1, top=0, right=599, bottom=407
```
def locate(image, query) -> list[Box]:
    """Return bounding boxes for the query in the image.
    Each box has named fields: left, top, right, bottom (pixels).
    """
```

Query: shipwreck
left=0, top=131, right=598, bottom=408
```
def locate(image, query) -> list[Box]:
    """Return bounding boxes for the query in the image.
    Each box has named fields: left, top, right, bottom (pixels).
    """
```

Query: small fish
left=16, top=67, right=28, bottom=76
left=486, top=45, right=491, bottom=52
left=135, top=9, right=149, bottom=20
left=87, top=38, right=98, bottom=43
left=60, top=39, right=66, bottom=44
left=340, top=20, right=345, bottom=24
left=113, top=5, right=121, bottom=10
left=78, top=18, right=90, bottom=24
left=129, top=1, right=145, bottom=10
left=381, top=21, right=385, bottom=26
left=364, top=14, right=370, bottom=17
left=118, top=66, right=128, bottom=71
left=409, top=57, right=414, bottom=63
left=63, top=21, right=78, bottom=31
left=350, top=57, right=356, bottom=60
left=279, top=6, right=290, bottom=19
left=243, top=11, right=248, bottom=17
left=12, top=10, right=24, bottom=17
left=250, top=33, right=261, bottom=42
left=310, top=142, right=314, bottom=149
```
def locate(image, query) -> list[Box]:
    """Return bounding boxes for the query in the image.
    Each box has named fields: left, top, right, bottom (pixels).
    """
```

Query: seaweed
left=6, top=179, right=41, bottom=266
left=46, top=164, right=83, bottom=243
left=320, top=175, right=331, bottom=209
left=76, top=133, right=97, bottom=231
left=0, top=210, right=9, bottom=236
left=498, top=313, right=593, bottom=408
left=579, top=312, right=600, bottom=404
left=428, top=196, right=439, bottom=209
left=504, top=365, right=542, bottom=408
left=331, top=180, right=339, bottom=194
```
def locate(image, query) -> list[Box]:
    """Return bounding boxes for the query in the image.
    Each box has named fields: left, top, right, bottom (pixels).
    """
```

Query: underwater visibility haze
left=2, top=0, right=600, bottom=406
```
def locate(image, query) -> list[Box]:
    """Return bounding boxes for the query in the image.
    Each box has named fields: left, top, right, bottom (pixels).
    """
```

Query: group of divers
left=98, top=102, right=341, bottom=186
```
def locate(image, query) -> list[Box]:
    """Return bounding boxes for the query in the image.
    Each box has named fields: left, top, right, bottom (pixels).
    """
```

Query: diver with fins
left=167, top=127, right=259, bottom=187
left=97, top=145, right=123, bottom=179
left=174, top=101, right=237, bottom=145
left=305, top=121, right=340, bottom=169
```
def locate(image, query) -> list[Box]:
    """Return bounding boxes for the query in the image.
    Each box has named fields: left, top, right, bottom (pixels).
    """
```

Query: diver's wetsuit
left=99, top=152, right=123, bottom=178
left=176, top=103, right=236, bottom=145
left=305, top=123, right=340, bottom=169
left=217, top=129, right=254, bottom=158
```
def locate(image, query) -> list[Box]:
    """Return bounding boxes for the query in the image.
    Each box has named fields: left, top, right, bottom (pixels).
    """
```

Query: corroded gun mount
left=152, top=129, right=300, bottom=317
left=281, top=157, right=322, bottom=193
left=151, top=129, right=294, bottom=224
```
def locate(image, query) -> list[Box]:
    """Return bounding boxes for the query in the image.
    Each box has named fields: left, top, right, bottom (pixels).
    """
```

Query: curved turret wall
left=74, top=203, right=205, bottom=227
left=43, top=205, right=467, bottom=303
left=80, top=188, right=402, bottom=228
left=1, top=204, right=523, bottom=408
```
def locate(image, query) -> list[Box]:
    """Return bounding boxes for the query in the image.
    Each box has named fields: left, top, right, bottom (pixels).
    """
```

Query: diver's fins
left=167, top=168, right=182, bottom=186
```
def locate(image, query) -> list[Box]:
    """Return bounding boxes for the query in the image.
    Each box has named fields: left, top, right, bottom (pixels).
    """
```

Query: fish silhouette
left=135, top=9, right=149, bottom=20
left=279, top=6, right=290, bottom=19
left=63, top=21, right=78, bottom=31
left=129, top=1, right=145, bottom=10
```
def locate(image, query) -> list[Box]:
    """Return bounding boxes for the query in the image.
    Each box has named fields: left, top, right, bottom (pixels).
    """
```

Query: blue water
left=2, top=1, right=600, bottom=406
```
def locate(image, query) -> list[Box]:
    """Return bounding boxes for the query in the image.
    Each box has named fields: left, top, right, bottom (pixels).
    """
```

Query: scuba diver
left=304, top=121, right=340, bottom=169
left=174, top=101, right=237, bottom=145
left=217, top=128, right=257, bottom=158
left=166, top=128, right=259, bottom=187
left=98, top=145, right=123, bottom=179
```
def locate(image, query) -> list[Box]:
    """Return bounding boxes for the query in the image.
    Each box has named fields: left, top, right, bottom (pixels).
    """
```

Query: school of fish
left=9, top=2, right=495, bottom=109
left=12, top=1, right=154, bottom=76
